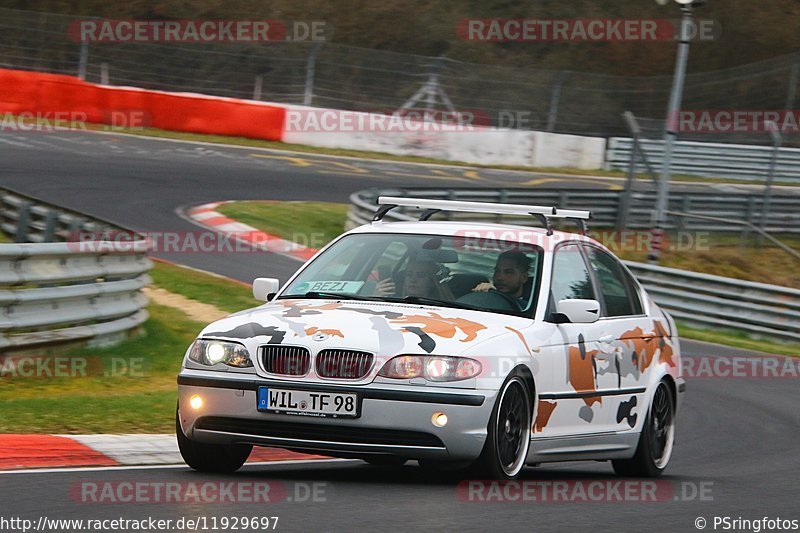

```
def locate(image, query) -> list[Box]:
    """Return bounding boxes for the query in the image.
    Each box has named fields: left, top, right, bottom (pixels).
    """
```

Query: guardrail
left=0, top=240, right=152, bottom=350
left=1, top=189, right=112, bottom=243
left=0, top=188, right=152, bottom=351
left=348, top=187, right=800, bottom=233
left=606, top=137, right=800, bottom=183
left=348, top=188, right=800, bottom=343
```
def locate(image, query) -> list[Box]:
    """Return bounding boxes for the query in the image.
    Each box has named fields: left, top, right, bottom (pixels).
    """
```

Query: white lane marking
left=0, top=458, right=355, bottom=475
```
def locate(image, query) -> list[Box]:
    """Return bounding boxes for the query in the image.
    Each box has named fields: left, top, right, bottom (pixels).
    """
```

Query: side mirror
left=554, top=299, right=600, bottom=324
left=253, top=277, right=280, bottom=301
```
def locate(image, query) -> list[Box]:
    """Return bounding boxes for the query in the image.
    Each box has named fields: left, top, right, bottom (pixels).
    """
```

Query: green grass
left=216, top=201, right=348, bottom=249
left=149, top=261, right=255, bottom=314
left=0, top=304, right=203, bottom=433
left=676, top=321, right=800, bottom=357
left=0, top=260, right=261, bottom=433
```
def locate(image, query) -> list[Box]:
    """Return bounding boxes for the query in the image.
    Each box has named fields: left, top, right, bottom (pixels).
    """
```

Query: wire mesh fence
left=2, top=7, right=800, bottom=144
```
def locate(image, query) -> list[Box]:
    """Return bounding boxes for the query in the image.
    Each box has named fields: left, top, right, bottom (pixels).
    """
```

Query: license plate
left=257, top=387, right=360, bottom=419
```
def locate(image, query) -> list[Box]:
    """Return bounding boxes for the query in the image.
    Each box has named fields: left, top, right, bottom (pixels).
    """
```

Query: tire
left=363, top=456, right=408, bottom=467
left=176, top=410, right=252, bottom=473
left=612, top=381, right=675, bottom=478
left=472, top=374, right=532, bottom=480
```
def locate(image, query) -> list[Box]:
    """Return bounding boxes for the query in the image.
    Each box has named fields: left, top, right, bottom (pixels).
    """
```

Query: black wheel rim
left=495, top=379, right=530, bottom=476
left=650, top=384, right=674, bottom=468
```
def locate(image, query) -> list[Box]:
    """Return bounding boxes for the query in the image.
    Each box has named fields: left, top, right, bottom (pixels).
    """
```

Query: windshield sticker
left=293, top=280, right=365, bottom=294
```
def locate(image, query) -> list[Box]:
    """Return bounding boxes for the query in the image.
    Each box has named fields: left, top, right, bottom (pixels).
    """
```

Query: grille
left=260, top=346, right=310, bottom=376
left=316, top=349, right=374, bottom=379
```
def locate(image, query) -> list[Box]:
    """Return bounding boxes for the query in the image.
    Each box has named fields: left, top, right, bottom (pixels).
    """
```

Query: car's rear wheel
left=612, top=381, right=675, bottom=477
left=176, top=410, right=252, bottom=473
left=472, top=374, right=532, bottom=480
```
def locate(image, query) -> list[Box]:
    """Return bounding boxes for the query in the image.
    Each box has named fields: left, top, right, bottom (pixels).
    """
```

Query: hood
left=201, top=298, right=530, bottom=356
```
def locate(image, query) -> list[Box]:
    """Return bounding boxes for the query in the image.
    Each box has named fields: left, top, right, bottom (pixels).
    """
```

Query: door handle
left=598, top=334, right=615, bottom=343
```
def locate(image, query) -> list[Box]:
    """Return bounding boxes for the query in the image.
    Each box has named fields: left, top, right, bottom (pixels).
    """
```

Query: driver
left=472, top=250, right=531, bottom=306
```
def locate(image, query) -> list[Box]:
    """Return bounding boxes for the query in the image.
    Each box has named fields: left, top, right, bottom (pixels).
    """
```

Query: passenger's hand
left=373, top=278, right=396, bottom=297
left=472, top=282, right=494, bottom=292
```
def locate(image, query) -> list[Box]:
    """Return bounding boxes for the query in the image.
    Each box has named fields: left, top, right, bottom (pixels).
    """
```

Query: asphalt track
left=1, top=130, right=799, bottom=532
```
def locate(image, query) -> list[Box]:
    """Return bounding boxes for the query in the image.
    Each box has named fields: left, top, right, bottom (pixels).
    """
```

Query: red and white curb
left=187, top=202, right=317, bottom=261
left=0, top=434, right=328, bottom=470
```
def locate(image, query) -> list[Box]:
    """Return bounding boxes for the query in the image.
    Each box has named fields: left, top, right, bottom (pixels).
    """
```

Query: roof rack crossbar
left=375, top=196, right=591, bottom=226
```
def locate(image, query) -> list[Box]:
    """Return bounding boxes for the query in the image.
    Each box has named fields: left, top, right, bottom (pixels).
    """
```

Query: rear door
left=536, top=243, right=617, bottom=437
left=582, top=244, right=652, bottom=432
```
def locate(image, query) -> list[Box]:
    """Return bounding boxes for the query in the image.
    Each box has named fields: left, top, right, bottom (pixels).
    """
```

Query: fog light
left=189, top=395, right=203, bottom=410
left=432, top=412, right=448, bottom=427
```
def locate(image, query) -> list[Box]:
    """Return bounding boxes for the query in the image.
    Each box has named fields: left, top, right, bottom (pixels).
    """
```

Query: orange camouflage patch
left=390, top=313, right=486, bottom=342
left=304, top=327, right=344, bottom=338
left=568, top=343, right=601, bottom=406
left=654, top=321, right=676, bottom=367
left=534, top=400, right=557, bottom=432
left=505, top=326, right=537, bottom=355
left=619, top=326, right=656, bottom=371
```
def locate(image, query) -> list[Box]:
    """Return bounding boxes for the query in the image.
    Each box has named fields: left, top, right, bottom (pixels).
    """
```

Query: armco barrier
left=0, top=187, right=152, bottom=351
left=347, top=187, right=800, bottom=232
left=0, top=69, right=285, bottom=141
left=348, top=188, right=800, bottom=342
left=606, top=137, right=800, bottom=183
left=0, top=240, right=152, bottom=350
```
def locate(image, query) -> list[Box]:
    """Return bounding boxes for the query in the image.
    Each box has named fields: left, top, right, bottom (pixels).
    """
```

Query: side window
left=585, top=246, right=643, bottom=317
left=551, top=244, right=595, bottom=304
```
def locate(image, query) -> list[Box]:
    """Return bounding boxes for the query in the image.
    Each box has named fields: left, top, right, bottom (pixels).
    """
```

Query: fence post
left=785, top=58, right=799, bottom=110
left=15, top=201, right=31, bottom=243
left=304, top=42, right=323, bottom=106
left=100, top=62, right=109, bottom=85
left=757, top=124, right=783, bottom=246
left=546, top=71, right=569, bottom=132
left=77, top=40, right=89, bottom=81
left=253, top=75, right=263, bottom=101
left=617, top=112, right=641, bottom=232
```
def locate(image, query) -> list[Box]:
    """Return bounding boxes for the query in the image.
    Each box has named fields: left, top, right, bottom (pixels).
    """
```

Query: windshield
left=279, top=233, right=542, bottom=317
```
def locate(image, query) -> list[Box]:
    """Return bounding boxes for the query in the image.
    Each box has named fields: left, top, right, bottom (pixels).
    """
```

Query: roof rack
left=374, top=196, right=592, bottom=236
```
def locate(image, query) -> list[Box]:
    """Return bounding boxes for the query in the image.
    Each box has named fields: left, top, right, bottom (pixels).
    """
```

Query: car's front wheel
left=176, top=410, right=252, bottom=473
left=473, top=374, right=532, bottom=480
left=612, top=380, right=675, bottom=477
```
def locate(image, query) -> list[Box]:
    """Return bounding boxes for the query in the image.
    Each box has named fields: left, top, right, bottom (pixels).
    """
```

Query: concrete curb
left=0, top=434, right=328, bottom=469
left=187, top=202, right=317, bottom=261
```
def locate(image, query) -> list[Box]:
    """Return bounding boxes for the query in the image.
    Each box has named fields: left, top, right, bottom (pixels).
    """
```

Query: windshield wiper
left=384, top=295, right=484, bottom=312
left=280, top=291, right=380, bottom=302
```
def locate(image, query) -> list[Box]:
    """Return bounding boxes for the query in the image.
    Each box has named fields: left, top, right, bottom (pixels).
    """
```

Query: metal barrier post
left=758, top=124, right=783, bottom=246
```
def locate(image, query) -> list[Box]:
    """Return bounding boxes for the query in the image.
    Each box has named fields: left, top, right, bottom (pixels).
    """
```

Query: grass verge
left=216, top=200, right=349, bottom=247
left=0, top=262, right=257, bottom=433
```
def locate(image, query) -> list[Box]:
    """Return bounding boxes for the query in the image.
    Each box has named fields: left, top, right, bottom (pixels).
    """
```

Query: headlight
left=378, top=355, right=481, bottom=381
left=187, top=339, right=253, bottom=368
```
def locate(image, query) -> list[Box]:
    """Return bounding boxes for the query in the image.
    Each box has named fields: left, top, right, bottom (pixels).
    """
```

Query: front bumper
left=177, top=370, right=496, bottom=461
